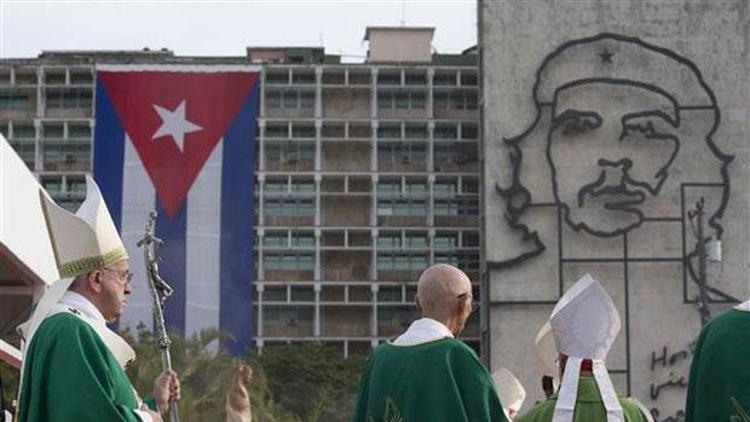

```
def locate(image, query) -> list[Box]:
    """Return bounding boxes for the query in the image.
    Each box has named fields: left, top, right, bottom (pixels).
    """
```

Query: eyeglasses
left=457, top=293, right=480, bottom=313
left=101, top=267, right=133, bottom=287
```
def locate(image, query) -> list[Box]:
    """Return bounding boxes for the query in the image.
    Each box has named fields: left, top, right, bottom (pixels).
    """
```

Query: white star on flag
left=151, top=100, right=203, bottom=152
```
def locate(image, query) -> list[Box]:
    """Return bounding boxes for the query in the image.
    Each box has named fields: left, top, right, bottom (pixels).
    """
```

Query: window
left=404, top=180, right=427, bottom=197
left=435, top=252, right=479, bottom=272
left=265, top=124, right=288, bottom=138
left=263, top=233, right=288, bottom=247
left=377, top=124, right=401, bottom=139
left=42, top=123, right=64, bottom=139
left=266, top=89, right=315, bottom=109
left=264, top=253, right=314, bottom=270
left=434, top=233, right=458, bottom=250
left=433, top=142, right=478, bottom=167
left=378, top=142, right=427, bottom=167
left=291, top=232, right=315, bottom=247
left=433, top=92, right=478, bottom=110
left=290, top=180, right=315, bottom=195
left=377, top=254, right=427, bottom=272
left=462, top=178, right=480, bottom=194
left=377, top=199, right=427, bottom=217
left=451, top=92, right=478, bottom=110
left=377, top=91, right=426, bottom=110
left=434, top=180, right=458, bottom=197
left=404, top=72, right=427, bottom=85
left=45, top=71, right=66, bottom=85
left=377, top=71, right=400, bottom=85
left=263, top=285, right=287, bottom=301
left=378, top=307, right=418, bottom=328
left=290, top=286, right=315, bottom=301
left=463, top=232, right=480, bottom=247
left=11, top=123, right=35, bottom=139
left=45, top=88, right=92, bottom=109
left=377, top=180, right=400, bottom=197
left=433, top=72, right=457, bottom=86
left=264, top=198, right=315, bottom=217
left=378, top=286, right=403, bottom=302
left=265, top=72, right=289, bottom=84
left=265, top=141, right=315, bottom=164
left=404, top=124, right=427, bottom=139
left=461, top=124, right=479, bottom=140
left=460, top=72, right=479, bottom=86
left=292, top=71, right=315, bottom=84
left=405, top=233, right=428, bottom=249
left=434, top=124, right=458, bottom=140
left=434, top=198, right=479, bottom=216
left=42, top=140, right=90, bottom=170
left=68, top=123, right=91, bottom=139
left=264, top=306, right=314, bottom=325
left=70, top=71, right=93, bottom=85
left=291, top=123, right=315, bottom=138
left=41, top=177, right=63, bottom=195
left=264, top=180, right=287, bottom=195
left=0, top=89, right=32, bottom=110
left=377, top=233, right=401, bottom=249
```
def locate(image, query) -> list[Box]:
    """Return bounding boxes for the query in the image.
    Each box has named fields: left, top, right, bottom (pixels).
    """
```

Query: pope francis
left=17, top=177, right=180, bottom=422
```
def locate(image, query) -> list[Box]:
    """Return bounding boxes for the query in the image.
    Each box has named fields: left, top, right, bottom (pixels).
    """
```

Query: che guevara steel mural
left=489, top=34, right=736, bottom=404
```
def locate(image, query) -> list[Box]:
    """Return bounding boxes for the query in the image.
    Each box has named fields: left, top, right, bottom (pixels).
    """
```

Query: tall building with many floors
left=0, top=27, right=481, bottom=356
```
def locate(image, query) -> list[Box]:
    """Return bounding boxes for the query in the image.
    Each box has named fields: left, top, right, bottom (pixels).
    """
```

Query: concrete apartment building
left=0, top=27, right=481, bottom=355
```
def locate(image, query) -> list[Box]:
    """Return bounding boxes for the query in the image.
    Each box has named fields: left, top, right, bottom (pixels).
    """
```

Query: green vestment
left=18, top=312, right=144, bottom=422
left=352, top=338, right=507, bottom=422
left=685, top=307, right=750, bottom=422
left=516, top=377, right=648, bottom=422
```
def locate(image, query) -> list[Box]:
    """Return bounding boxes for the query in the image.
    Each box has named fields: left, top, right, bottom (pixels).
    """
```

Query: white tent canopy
left=0, top=134, right=59, bottom=366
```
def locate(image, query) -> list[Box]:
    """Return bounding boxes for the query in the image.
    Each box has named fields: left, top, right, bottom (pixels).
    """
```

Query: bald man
left=352, top=264, right=506, bottom=422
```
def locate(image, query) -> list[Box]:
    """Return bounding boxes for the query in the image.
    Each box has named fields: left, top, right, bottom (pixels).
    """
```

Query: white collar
left=59, top=291, right=106, bottom=323
left=735, top=300, right=750, bottom=311
left=392, top=318, right=454, bottom=346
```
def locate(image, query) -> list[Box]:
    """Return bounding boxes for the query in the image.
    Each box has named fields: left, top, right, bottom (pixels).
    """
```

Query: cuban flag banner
left=93, top=65, right=259, bottom=354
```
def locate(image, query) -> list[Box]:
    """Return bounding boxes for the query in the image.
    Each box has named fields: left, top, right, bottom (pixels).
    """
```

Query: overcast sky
left=0, top=0, right=477, bottom=61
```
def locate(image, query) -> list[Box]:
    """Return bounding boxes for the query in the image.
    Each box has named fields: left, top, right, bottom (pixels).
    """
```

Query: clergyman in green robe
left=517, top=274, right=650, bottom=422
left=352, top=264, right=506, bottom=422
left=18, top=177, right=180, bottom=422
left=685, top=300, right=750, bottom=422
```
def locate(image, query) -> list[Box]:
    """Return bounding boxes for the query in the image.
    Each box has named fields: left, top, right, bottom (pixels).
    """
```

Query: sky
left=0, top=0, right=477, bottom=61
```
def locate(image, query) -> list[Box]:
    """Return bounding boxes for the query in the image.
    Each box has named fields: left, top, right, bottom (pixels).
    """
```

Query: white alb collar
left=59, top=290, right=106, bottom=323
left=735, top=300, right=750, bottom=311
left=392, top=318, right=454, bottom=346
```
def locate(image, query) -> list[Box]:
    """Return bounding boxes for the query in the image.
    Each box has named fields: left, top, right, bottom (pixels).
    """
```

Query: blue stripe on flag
left=155, top=198, right=188, bottom=333
left=93, top=78, right=125, bottom=232
left=220, top=82, right=258, bottom=354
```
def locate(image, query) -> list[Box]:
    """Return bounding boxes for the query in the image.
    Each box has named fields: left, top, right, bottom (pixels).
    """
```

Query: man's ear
left=415, top=295, right=423, bottom=316
left=88, top=271, right=104, bottom=293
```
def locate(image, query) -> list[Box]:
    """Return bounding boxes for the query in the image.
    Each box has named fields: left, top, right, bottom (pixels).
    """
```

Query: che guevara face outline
left=547, top=80, right=680, bottom=237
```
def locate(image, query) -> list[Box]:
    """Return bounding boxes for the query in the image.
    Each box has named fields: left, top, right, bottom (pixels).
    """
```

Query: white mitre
left=492, top=367, right=526, bottom=420
left=19, top=176, right=129, bottom=344
left=535, top=320, right=560, bottom=387
left=550, top=274, right=623, bottom=422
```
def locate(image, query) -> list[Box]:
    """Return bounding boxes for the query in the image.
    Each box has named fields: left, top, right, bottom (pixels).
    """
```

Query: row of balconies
left=0, top=66, right=94, bottom=87
left=0, top=64, right=477, bottom=89
left=264, top=66, right=478, bottom=88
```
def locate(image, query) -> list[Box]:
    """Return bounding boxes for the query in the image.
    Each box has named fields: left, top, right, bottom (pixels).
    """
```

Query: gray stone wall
left=481, top=1, right=749, bottom=419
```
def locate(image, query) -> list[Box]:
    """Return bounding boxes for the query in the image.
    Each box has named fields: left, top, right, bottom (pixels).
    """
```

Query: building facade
left=0, top=27, right=481, bottom=356
left=481, top=1, right=750, bottom=419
